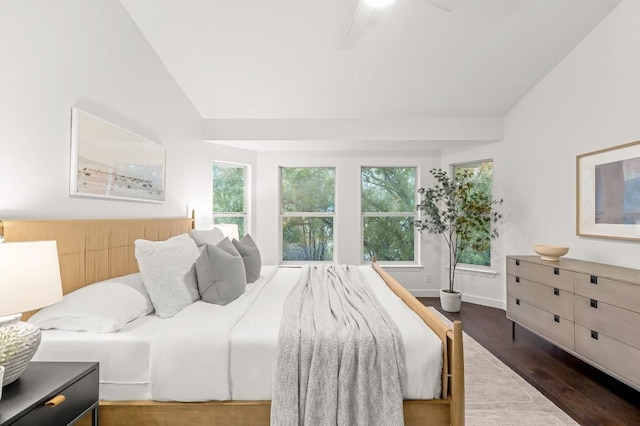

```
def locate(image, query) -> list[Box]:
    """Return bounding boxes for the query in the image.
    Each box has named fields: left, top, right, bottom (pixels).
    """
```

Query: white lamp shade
left=0, top=241, right=63, bottom=316
left=212, top=224, right=240, bottom=241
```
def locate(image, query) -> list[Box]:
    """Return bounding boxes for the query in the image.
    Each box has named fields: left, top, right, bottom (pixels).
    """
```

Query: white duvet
left=36, top=265, right=442, bottom=402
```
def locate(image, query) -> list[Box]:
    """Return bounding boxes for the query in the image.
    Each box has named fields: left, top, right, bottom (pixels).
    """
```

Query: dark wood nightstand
left=0, top=362, right=99, bottom=426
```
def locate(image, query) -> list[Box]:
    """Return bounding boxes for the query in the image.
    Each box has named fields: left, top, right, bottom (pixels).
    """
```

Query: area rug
left=428, top=307, right=578, bottom=426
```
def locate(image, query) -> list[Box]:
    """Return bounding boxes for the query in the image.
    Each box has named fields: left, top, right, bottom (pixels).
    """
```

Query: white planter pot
left=440, top=289, right=462, bottom=312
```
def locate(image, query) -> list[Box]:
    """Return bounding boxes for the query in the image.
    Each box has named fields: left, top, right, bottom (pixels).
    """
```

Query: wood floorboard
left=418, top=298, right=640, bottom=426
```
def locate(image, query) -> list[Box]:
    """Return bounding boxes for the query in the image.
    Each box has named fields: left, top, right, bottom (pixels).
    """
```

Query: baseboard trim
left=409, top=290, right=505, bottom=310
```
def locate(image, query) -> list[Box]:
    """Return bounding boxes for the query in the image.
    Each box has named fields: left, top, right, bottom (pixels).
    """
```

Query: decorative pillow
left=102, top=272, right=154, bottom=314
left=195, top=238, right=247, bottom=305
left=190, top=227, right=225, bottom=247
left=232, top=234, right=262, bottom=283
left=28, top=282, right=149, bottom=333
left=134, top=233, right=201, bottom=318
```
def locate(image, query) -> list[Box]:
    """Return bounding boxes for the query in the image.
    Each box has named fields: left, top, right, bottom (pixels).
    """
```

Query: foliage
left=213, top=163, right=246, bottom=235
left=415, top=167, right=503, bottom=293
left=213, top=164, right=244, bottom=213
left=361, top=167, right=416, bottom=261
left=281, top=168, right=335, bottom=261
left=363, top=216, right=414, bottom=261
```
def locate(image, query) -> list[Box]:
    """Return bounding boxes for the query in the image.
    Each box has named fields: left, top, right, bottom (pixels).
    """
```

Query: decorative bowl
left=533, top=245, right=569, bottom=262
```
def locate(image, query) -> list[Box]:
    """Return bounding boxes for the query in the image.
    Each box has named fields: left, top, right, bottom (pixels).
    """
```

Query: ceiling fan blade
left=426, top=0, right=464, bottom=12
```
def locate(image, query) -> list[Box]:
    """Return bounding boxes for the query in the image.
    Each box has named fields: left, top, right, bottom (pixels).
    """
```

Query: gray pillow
left=134, top=234, right=201, bottom=318
left=196, top=239, right=247, bottom=305
left=190, top=227, right=225, bottom=247
left=232, top=234, right=261, bottom=283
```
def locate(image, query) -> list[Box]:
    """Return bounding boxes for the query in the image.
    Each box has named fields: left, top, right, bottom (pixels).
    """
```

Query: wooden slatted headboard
left=1, top=217, right=193, bottom=298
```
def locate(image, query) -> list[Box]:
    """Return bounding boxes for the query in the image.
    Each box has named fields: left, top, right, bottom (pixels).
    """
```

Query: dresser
left=0, top=362, right=99, bottom=426
left=506, top=255, right=640, bottom=391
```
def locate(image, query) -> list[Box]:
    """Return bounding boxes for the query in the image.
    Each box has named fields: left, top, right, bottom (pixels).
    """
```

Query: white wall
left=4, top=0, right=636, bottom=308
left=503, top=0, right=640, bottom=269
left=255, top=150, right=443, bottom=294
left=0, top=0, right=254, bottom=223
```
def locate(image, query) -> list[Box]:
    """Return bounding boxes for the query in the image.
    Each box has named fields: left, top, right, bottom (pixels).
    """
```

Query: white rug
left=428, top=307, right=578, bottom=426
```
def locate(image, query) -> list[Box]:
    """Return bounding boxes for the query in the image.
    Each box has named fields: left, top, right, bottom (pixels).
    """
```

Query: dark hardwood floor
left=418, top=298, right=640, bottom=426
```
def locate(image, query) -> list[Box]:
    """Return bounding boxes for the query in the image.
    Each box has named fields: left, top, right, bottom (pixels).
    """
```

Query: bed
left=1, top=217, right=464, bottom=426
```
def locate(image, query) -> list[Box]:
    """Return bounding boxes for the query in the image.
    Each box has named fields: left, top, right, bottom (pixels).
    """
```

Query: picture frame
left=70, top=108, right=166, bottom=203
left=576, top=140, right=640, bottom=241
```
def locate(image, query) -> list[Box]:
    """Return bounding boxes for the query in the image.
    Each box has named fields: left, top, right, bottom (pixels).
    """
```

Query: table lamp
left=0, top=241, right=63, bottom=387
left=212, top=223, right=240, bottom=241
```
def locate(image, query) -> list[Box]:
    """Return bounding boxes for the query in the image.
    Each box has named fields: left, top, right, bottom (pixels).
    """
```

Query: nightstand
left=0, top=362, right=99, bottom=426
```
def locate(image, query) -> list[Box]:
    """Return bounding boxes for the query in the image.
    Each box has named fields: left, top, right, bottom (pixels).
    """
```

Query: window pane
left=361, top=167, right=416, bottom=212
left=363, top=216, right=414, bottom=262
left=282, top=217, right=333, bottom=261
left=281, top=168, right=335, bottom=213
left=213, top=216, right=245, bottom=238
left=454, top=161, right=493, bottom=267
left=213, top=163, right=245, bottom=213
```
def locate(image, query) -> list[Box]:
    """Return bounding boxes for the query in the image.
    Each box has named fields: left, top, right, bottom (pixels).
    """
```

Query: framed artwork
left=70, top=108, right=166, bottom=203
left=576, top=140, right=640, bottom=241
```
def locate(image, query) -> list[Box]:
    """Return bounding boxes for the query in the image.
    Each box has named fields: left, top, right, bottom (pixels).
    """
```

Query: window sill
left=278, top=262, right=423, bottom=272
left=445, top=264, right=498, bottom=278
left=371, top=263, right=423, bottom=272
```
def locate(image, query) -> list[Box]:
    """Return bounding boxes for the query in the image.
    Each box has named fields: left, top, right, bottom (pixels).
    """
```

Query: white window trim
left=450, top=159, right=495, bottom=269
left=212, top=161, right=251, bottom=235
left=446, top=263, right=498, bottom=278
left=360, top=166, right=419, bottom=264
left=279, top=167, right=337, bottom=263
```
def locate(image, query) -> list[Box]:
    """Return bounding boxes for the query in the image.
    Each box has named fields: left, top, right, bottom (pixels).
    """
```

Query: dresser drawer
left=11, top=368, right=98, bottom=426
left=507, top=258, right=573, bottom=292
left=574, top=295, right=640, bottom=350
left=574, top=273, right=640, bottom=313
left=575, top=324, right=640, bottom=389
left=507, top=275, right=573, bottom=320
left=507, top=296, right=574, bottom=350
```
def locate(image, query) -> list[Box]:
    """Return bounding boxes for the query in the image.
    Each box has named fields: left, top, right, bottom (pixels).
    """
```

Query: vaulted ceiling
left=120, top=0, right=621, bottom=150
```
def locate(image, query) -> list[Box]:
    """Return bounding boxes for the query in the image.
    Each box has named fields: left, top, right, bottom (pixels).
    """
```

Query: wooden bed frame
left=1, top=217, right=464, bottom=426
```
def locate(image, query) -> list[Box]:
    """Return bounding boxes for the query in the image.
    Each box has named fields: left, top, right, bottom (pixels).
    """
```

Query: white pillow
left=134, top=233, right=201, bottom=318
left=102, top=272, right=154, bottom=314
left=28, top=282, right=149, bottom=333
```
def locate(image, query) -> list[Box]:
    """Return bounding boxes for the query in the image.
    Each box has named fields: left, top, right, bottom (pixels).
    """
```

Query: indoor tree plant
left=415, top=167, right=503, bottom=312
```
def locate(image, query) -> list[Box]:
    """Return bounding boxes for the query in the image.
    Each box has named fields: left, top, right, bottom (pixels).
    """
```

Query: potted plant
left=415, top=167, right=503, bottom=312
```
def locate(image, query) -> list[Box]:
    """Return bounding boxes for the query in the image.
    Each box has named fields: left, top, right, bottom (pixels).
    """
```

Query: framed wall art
left=70, top=108, right=166, bottom=203
left=576, top=140, right=640, bottom=241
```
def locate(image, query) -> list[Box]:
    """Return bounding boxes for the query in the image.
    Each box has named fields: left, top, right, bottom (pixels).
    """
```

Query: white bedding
left=230, top=266, right=442, bottom=400
left=34, top=265, right=442, bottom=401
left=150, top=266, right=279, bottom=401
left=33, top=315, right=161, bottom=400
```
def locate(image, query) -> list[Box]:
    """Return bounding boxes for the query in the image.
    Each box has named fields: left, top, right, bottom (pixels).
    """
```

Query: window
left=213, top=162, right=248, bottom=236
left=452, top=160, right=494, bottom=267
left=361, top=167, right=417, bottom=262
left=280, top=167, right=335, bottom=262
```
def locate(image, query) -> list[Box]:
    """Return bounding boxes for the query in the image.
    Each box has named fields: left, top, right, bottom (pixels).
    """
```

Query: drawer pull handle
left=516, top=298, right=520, bottom=306
left=553, top=288, right=559, bottom=296
left=591, top=330, right=599, bottom=340
left=554, top=314, right=560, bottom=323
left=515, top=259, right=520, bottom=266
left=590, top=299, right=598, bottom=308
left=45, top=395, right=66, bottom=408
left=515, top=276, right=520, bottom=283
left=553, top=267, right=560, bottom=275
left=590, top=275, right=598, bottom=284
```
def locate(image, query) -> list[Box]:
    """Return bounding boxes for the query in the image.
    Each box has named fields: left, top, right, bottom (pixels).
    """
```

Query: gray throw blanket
left=271, top=265, right=406, bottom=426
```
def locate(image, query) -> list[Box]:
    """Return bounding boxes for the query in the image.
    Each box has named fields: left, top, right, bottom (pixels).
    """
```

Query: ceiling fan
left=363, top=0, right=463, bottom=12
left=344, top=0, right=464, bottom=44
